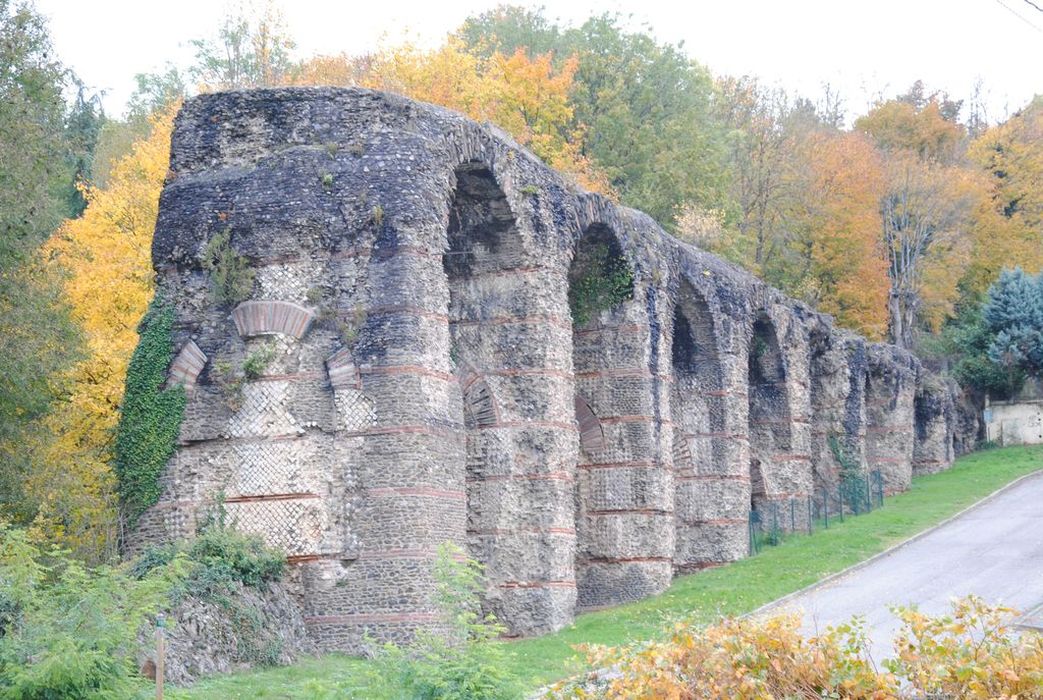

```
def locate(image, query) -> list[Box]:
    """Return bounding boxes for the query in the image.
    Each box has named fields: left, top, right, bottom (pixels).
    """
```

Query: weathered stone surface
left=128, top=87, right=961, bottom=652
left=137, top=580, right=313, bottom=686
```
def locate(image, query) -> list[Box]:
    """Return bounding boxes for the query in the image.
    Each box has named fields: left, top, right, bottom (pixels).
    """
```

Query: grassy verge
left=172, top=444, right=1043, bottom=698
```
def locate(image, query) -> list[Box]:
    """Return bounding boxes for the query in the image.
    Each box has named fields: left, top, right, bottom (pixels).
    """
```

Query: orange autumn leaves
left=791, top=131, right=890, bottom=339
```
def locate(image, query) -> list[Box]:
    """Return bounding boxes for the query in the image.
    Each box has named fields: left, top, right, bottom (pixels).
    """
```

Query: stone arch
left=443, top=160, right=576, bottom=635
left=567, top=223, right=634, bottom=328
left=167, top=340, right=207, bottom=389
left=461, top=373, right=500, bottom=429
left=574, top=395, right=606, bottom=452
left=747, top=312, right=792, bottom=518
left=232, top=300, right=315, bottom=339
left=570, top=221, right=672, bottom=609
left=670, top=281, right=737, bottom=569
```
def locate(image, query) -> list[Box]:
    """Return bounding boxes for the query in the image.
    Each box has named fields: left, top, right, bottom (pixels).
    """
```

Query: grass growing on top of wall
left=169, top=444, right=1043, bottom=698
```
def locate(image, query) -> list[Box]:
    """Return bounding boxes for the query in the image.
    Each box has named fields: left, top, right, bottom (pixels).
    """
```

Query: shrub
left=133, top=519, right=284, bottom=595
left=202, top=227, right=255, bottom=305
left=0, top=524, right=186, bottom=699
left=133, top=519, right=286, bottom=668
left=375, top=542, right=522, bottom=700
left=553, top=597, right=1042, bottom=699
left=558, top=614, right=891, bottom=699
left=886, top=595, right=1043, bottom=698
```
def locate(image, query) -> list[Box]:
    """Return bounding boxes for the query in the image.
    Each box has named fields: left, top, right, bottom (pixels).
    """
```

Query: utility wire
left=1023, top=0, right=1043, bottom=13
left=994, top=0, right=1043, bottom=32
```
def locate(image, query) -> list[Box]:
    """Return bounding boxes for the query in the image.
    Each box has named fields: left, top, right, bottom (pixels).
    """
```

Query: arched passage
left=570, top=223, right=673, bottom=608
left=443, top=161, right=576, bottom=635
left=671, top=282, right=740, bottom=568
left=747, top=313, right=792, bottom=520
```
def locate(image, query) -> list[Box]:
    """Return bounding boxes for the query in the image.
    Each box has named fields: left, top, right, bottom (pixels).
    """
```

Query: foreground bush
left=0, top=519, right=289, bottom=698
left=374, top=542, right=523, bottom=700
left=555, top=596, right=1042, bottom=699
left=0, top=524, right=184, bottom=699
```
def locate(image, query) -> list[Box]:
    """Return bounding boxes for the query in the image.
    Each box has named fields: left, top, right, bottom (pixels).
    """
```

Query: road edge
left=747, top=466, right=1043, bottom=618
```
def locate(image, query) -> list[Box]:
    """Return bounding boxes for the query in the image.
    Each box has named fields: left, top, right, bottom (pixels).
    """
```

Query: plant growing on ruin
left=202, top=227, right=255, bottom=305
left=242, top=342, right=276, bottom=380
left=371, top=204, right=385, bottom=228
left=211, top=343, right=276, bottom=410
left=131, top=517, right=287, bottom=667
left=568, top=241, right=635, bottom=327
left=114, top=298, right=186, bottom=526
left=338, top=303, right=368, bottom=347
left=376, top=542, right=522, bottom=699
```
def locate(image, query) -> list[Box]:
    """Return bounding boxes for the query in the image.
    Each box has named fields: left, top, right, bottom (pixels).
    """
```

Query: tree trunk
left=888, top=288, right=916, bottom=349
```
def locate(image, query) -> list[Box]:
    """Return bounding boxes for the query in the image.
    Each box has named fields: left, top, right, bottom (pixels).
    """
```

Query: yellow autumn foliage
left=298, top=39, right=612, bottom=193
left=555, top=597, right=1041, bottom=699
left=28, top=106, right=176, bottom=562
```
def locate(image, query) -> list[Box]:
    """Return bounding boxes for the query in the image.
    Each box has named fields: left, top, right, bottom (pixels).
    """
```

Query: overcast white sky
left=36, top=0, right=1043, bottom=123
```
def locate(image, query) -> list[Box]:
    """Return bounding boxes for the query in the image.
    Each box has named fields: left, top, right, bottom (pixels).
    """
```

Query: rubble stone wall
left=127, top=87, right=967, bottom=652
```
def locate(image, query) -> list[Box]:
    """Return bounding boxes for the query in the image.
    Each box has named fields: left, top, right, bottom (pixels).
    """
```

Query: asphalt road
left=763, top=470, right=1043, bottom=663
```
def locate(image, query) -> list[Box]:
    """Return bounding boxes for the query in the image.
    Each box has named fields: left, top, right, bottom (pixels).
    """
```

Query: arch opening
left=747, top=313, right=791, bottom=519
left=570, top=222, right=669, bottom=608
left=443, top=161, right=575, bottom=634
left=670, top=282, right=734, bottom=569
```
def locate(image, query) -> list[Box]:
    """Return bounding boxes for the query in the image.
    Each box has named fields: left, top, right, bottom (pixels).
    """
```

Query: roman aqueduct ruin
left=127, top=88, right=977, bottom=651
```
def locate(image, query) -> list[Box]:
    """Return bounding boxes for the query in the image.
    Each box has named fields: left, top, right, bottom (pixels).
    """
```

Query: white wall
left=984, top=400, right=1043, bottom=446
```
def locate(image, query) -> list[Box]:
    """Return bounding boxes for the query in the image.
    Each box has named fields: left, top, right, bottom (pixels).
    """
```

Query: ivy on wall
left=568, top=241, right=635, bottom=326
left=114, top=298, right=186, bottom=525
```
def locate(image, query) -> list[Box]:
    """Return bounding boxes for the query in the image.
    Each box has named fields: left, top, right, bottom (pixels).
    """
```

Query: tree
left=982, top=268, right=1043, bottom=376
left=856, top=88, right=978, bottom=348
left=877, top=157, right=979, bottom=347
left=30, top=107, right=177, bottom=562
left=456, top=9, right=729, bottom=228
left=964, top=97, right=1043, bottom=297
left=786, top=131, right=890, bottom=339
left=62, top=81, right=105, bottom=217
left=0, top=0, right=81, bottom=521
left=188, top=0, right=295, bottom=90
left=713, top=77, right=797, bottom=273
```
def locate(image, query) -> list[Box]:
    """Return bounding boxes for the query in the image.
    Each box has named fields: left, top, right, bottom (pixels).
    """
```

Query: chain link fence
left=749, top=469, right=884, bottom=555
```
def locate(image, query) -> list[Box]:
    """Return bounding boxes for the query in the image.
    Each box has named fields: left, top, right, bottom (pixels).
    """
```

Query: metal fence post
left=823, top=492, right=829, bottom=528
left=155, top=613, right=165, bottom=700
left=807, top=494, right=813, bottom=535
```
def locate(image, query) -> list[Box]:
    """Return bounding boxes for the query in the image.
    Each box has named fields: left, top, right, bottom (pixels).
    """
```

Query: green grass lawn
left=171, top=444, right=1043, bottom=698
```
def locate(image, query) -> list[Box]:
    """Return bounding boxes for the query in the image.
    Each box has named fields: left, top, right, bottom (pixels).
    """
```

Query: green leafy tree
left=0, top=0, right=81, bottom=521
left=982, top=268, right=1043, bottom=375
left=189, top=0, right=296, bottom=90
left=456, top=8, right=730, bottom=229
